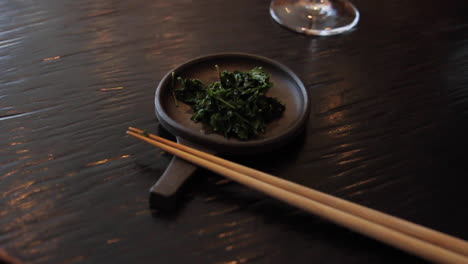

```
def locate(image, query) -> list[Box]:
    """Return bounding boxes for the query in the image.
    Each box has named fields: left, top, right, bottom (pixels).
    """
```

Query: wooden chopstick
left=129, top=127, right=468, bottom=258
left=127, top=128, right=468, bottom=264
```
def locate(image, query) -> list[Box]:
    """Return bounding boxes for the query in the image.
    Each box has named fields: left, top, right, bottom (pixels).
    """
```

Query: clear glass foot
left=270, top=0, right=359, bottom=36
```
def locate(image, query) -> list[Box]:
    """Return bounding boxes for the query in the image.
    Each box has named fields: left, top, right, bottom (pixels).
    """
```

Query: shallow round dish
left=155, top=53, right=310, bottom=154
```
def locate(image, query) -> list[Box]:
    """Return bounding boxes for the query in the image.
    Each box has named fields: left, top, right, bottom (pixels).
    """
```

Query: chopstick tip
left=128, top=127, right=142, bottom=133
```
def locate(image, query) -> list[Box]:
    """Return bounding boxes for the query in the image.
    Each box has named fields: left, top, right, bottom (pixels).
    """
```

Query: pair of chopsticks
left=127, top=127, right=468, bottom=263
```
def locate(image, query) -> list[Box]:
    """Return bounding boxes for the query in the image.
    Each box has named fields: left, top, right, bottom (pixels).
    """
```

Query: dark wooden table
left=1, top=0, right=467, bottom=263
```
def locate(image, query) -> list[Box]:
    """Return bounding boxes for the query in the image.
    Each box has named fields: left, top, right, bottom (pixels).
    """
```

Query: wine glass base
left=270, top=0, right=359, bottom=36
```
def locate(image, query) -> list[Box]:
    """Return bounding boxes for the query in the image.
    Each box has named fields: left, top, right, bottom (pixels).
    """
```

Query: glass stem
left=305, top=0, right=333, bottom=16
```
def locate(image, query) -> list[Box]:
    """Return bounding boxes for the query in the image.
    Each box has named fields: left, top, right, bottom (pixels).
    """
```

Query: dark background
left=1, top=0, right=467, bottom=263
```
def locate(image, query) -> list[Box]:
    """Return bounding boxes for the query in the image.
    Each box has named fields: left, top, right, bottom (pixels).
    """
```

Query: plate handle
left=149, top=137, right=208, bottom=210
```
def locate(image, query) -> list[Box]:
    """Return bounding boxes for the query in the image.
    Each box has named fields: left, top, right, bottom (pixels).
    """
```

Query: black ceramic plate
left=155, top=53, right=310, bottom=154
left=151, top=53, right=310, bottom=209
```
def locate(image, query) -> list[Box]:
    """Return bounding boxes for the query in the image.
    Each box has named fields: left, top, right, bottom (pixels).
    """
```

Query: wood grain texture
left=0, top=0, right=467, bottom=263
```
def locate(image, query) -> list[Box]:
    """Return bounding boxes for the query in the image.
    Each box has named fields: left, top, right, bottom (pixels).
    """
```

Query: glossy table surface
left=1, top=0, right=468, bottom=263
